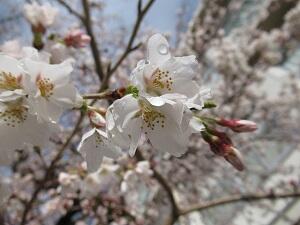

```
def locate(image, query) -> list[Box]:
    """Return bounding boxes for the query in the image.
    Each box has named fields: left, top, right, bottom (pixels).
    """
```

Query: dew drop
left=158, top=44, right=168, bottom=55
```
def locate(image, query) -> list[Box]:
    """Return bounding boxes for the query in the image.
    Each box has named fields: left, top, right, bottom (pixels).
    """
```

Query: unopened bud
left=201, top=129, right=232, bottom=156
left=88, top=110, right=106, bottom=128
left=64, top=29, right=91, bottom=48
left=224, top=147, right=244, bottom=171
left=217, top=118, right=257, bottom=133
left=201, top=129, right=244, bottom=171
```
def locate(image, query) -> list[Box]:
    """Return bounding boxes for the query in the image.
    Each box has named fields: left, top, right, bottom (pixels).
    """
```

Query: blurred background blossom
left=0, top=0, right=299, bottom=225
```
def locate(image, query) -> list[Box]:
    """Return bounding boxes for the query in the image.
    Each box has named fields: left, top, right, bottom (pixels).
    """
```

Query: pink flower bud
left=64, top=29, right=91, bottom=48
left=217, top=118, right=257, bottom=133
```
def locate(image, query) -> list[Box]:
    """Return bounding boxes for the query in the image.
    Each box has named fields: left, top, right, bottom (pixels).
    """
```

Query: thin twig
left=108, top=0, right=155, bottom=76
left=82, top=90, right=111, bottom=100
left=56, top=0, right=84, bottom=21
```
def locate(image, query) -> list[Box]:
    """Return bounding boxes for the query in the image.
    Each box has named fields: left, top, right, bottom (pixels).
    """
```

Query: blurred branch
left=81, top=0, right=105, bottom=81
left=257, top=0, right=298, bottom=31
left=20, top=113, right=85, bottom=225
left=179, top=191, right=300, bottom=217
left=135, top=150, right=180, bottom=225
left=107, top=0, right=156, bottom=78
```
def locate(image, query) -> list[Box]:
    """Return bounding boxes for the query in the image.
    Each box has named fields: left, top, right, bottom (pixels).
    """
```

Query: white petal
left=52, top=84, right=79, bottom=108
left=142, top=100, right=191, bottom=156
left=189, top=117, right=205, bottom=133
left=78, top=129, right=121, bottom=173
left=23, top=58, right=72, bottom=88
left=78, top=129, right=103, bottom=173
left=0, top=54, right=24, bottom=76
left=106, top=95, right=142, bottom=155
left=0, top=103, right=56, bottom=156
left=147, top=34, right=171, bottom=66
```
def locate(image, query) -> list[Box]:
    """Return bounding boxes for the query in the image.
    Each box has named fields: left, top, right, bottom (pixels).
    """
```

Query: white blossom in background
left=0, top=44, right=50, bottom=62
left=58, top=172, right=81, bottom=195
left=24, top=2, right=58, bottom=30
left=78, top=128, right=121, bottom=173
left=22, top=58, right=81, bottom=123
left=107, top=93, right=203, bottom=157
left=0, top=40, right=22, bottom=59
left=135, top=161, right=153, bottom=176
left=0, top=176, right=11, bottom=205
left=131, top=33, right=210, bottom=110
left=81, top=162, right=120, bottom=197
left=121, top=166, right=158, bottom=218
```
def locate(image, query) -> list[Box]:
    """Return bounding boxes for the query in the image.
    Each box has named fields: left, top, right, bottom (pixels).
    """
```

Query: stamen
left=95, top=132, right=103, bottom=148
left=36, top=75, right=54, bottom=100
left=139, top=100, right=166, bottom=130
left=0, top=71, right=22, bottom=91
left=0, top=105, right=28, bottom=128
left=150, top=68, right=173, bottom=92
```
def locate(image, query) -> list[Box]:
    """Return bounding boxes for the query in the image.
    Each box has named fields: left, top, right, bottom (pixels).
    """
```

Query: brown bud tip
left=224, top=147, right=245, bottom=171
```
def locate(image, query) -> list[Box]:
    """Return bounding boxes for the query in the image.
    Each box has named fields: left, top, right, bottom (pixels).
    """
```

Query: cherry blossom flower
left=0, top=99, right=57, bottom=165
left=0, top=55, right=25, bottom=102
left=22, top=58, right=82, bottom=123
left=130, top=33, right=210, bottom=110
left=24, top=2, right=58, bottom=32
left=78, top=128, right=121, bottom=173
left=106, top=94, right=202, bottom=157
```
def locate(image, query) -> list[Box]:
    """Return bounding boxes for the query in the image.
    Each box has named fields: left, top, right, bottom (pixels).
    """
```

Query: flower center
left=0, top=104, right=28, bottom=128
left=139, top=100, right=165, bottom=130
left=0, top=71, right=22, bottom=91
left=36, top=75, right=54, bottom=100
left=146, top=68, right=173, bottom=94
left=95, top=132, right=103, bottom=148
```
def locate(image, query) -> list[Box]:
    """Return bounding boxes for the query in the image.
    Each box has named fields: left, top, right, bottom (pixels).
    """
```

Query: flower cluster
left=78, top=34, right=257, bottom=172
left=0, top=48, right=81, bottom=165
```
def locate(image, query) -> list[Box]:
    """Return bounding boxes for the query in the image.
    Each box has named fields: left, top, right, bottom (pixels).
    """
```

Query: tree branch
left=135, top=151, right=180, bottom=225
left=20, top=113, right=85, bottom=225
left=108, top=0, right=155, bottom=77
left=81, top=0, right=105, bottom=81
left=179, top=191, right=300, bottom=216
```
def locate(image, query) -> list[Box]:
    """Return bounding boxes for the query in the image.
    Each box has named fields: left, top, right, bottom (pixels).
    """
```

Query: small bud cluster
left=200, top=117, right=257, bottom=171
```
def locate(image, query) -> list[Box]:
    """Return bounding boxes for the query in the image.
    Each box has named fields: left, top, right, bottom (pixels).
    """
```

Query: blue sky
left=0, top=0, right=199, bottom=44
left=104, top=0, right=198, bottom=35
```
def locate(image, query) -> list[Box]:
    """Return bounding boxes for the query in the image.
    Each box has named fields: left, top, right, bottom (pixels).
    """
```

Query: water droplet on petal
left=158, top=44, right=168, bottom=55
